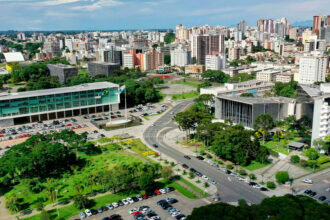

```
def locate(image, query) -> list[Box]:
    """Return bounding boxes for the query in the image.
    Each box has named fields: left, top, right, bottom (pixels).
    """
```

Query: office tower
left=234, top=31, right=243, bottom=42
left=191, top=34, right=221, bottom=64
left=170, top=44, right=191, bottom=67
left=219, top=34, right=225, bottom=54
left=123, top=53, right=134, bottom=68
left=43, top=41, right=61, bottom=56
left=275, top=21, right=285, bottom=38
left=205, top=54, right=226, bottom=70
left=298, top=53, right=328, bottom=84
left=325, top=26, right=330, bottom=43
left=289, top=28, right=298, bottom=40
left=88, top=62, right=121, bottom=77
left=304, top=41, right=315, bottom=52
left=237, top=20, right=247, bottom=35
left=228, top=47, right=241, bottom=61
left=176, top=24, right=190, bottom=42
left=257, top=19, right=265, bottom=32
left=17, top=32, right=25, bottom=41
left=313, top=14, right=323, bottom=37
left=47, top=64, right=78, bottom=84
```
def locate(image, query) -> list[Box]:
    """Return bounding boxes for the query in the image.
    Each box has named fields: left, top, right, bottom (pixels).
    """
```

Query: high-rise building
left=275, top=21, right=285, bottom=38
left=191, top=34, right=221, bottom=64
left=175, top=24, right=190, bottom=42
left=258, top=19, right=275, bottom=33
left=289, top=27, right=298, bottom=40
left=298, top=52, right=328, bottom=84
left=43, top=41, right=61, bottom=56
left=228, top=47, right=241, bottom=61
left=17, top=32, right=25, bottom=41
left=47, top=64, right=78, bottom=84
left=170, top=44, right=191, bottom=67
left=205, top=54, right=226, bottom=70
left=123, top=53, right=134, bottom=68
left=237, top=20, right=247, bottom=35
left=313, top=14, right=323, bottom=38
left=234, top=31, right=243, bottom=42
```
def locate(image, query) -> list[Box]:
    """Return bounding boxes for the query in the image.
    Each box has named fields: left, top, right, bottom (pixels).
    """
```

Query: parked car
left=85, top=209, right=92, bottom=217
left=155, top=189, right=161, bottom=195
left=122, top=199, right=129, bottom=205
left=106, top=204, right=114, bottom=210
left=182, top=164, right=189, bottom=169
left=80, top=211, right=86, bottom=218
left=127, top=197, right=134, bottom=204
left=318, top=196, right=327, bottom=201
left=136, top=195, right=143, bottom=201
left=210, top=179, right=217, bottom=185
left=97, top=207, right=103, bottom=213
left=196, top=156, right=204, bottom=160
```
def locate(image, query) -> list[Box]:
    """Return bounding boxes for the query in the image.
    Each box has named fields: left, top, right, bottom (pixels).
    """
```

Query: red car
left=142, top=194, right=147, bottom=199
left=71, top=127, right=76, bottom=130
left=77, top=125, right=82, bottom=128
left=132, top=211, right=142, bottom=216
left=155, top=189, right=161, bottom=195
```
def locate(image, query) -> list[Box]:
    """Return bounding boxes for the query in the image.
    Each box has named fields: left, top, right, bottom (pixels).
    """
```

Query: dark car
left=304, top=189, right=312, bottom=195
left=176, top=214, right=186, bottom=220
left=102, top=218, right=110, bottom=220
left=168, top=186, right=175, bottom=191
left=196, top=156, right=204, bottom=160
left=182, top=164, right=189, bottom=169
left=109, top=214, right=122, bottom=220
left=153, top=144, right=159, bottom=148
left=91, top=209, right=98, bottom=215
left=318, top=196, right=326, bottom=201
left=195, top=171, right=202, bottom=177
left=139, top=205, right=150, bottom=211
left=225, top=169, right=231, bottom=174
left=118, top=200, right=124, bottom=206
left=260, top=187, right=268, bottom=191
left=249, top=182, right=257, bottom=186
left=97, top=207, right=103, bottom=213
left=102, top=206, right=109, bottom=211
left=310, top=191, right=317, bottom=197
left=168, top=198, right=178, bottom=204
left=132, top=197, right=139, bottom=202
left=184, top=155, right=191, bottom=160
left=157, top=200, right=167, bottom=205
left=190, top=168, right=196, bottom=173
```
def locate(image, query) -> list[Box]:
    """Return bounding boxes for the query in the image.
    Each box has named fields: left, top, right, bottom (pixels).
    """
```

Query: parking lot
left=71, top=191, right=208, bottom=220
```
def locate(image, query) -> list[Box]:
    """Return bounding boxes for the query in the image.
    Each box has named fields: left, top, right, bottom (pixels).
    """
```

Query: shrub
left=305, top=148, right=319, bottom=160
left=73, top=194, right=90, bottom=209
left=267, top=181, right=276, bottom=189
left=226, top=164, right=233, bottom=170
left=204, top=182, right=210, bottom=188
left=164, top=160, right=169, bottom=164
left=35, top=201, right=44, bottom=211
left=299, top=159, right=308, bottom=167
left=206, top=154, right=212, bottom=159
left=200, top=150, right=206, bottom=155
left=237, top=169, right=247, bottom=176
left=275, top=171, right=290, bottom=184
left=182, top=170, right=187, bottom=175
left=170, top=162, right=175, bottom=167
left=249, top=173, right=256, bottom=180
left=307, top=160, right=319, bottom=168
left=269, top=149, right=279, bottom=158
left=317, top=156, right=330, bottom=165
left=189, top=172, right=195, bottom=179
left=290, top=155, right=300, bottom=163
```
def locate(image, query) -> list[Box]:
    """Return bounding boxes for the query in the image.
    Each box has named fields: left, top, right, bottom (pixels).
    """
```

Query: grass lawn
left=128, top=138, right=154, bottom=156
left=172, top=91, right=199, bottom=101
left=171, top=80, right=200, bottom=88
left=25, top=190, right=141, bottom=220
left=178, top=177, right=209, bottom=197
left=166, top=181, right=198, bottom=199
left=243, top=161, right=271, bottom=171
left=97, top=137, right=113, bottom=144
left=4, top=151, right=144, bottom=212
left=262, top=140, right=292, bottom=155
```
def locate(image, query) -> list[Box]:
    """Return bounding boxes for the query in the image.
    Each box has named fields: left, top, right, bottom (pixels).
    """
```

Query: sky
left=0, top=0, right=329, bottom=31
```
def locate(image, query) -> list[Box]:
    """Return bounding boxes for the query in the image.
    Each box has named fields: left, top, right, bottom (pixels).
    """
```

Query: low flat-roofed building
left=88, top=61, right=120, bottom=77
left=256, top=70, right=279, bottom=82
left=0, top=82, right=120, bottom=127
left=47, top=64, right=78, bottom=84
left=215, top=95, right=297, bottom=128
left=275, top=72, right=294, bottom=83
left=200, top=80, right=274, bottom=97
left=4, top=52, right=24, bottom=71
left=185, top=64, right=205, bottom=74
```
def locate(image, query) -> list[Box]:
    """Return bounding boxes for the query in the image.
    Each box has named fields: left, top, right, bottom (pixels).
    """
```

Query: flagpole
left=125, top=84, right=127, bottom=122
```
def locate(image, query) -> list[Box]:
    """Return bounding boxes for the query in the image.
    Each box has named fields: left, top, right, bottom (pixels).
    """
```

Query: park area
left=0, top=132, right=207, bottom=220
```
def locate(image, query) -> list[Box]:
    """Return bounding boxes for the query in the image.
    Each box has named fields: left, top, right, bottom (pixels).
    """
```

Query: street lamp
left=55, top=189, right=59, bottom=218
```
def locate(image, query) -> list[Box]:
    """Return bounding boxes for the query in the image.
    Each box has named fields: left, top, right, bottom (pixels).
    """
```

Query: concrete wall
left=0, top=118, right=14, bottom=127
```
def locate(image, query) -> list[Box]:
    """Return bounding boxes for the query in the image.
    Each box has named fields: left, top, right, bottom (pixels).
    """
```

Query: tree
left=305, top=148, right=319, bottom=160
left=254, top=114, right=274, bottom=144
left=275, top=171, right=290, bottom=184
left=164, top=54, right=171, bottom=65
left=201, top=70, right=229, bottom=83
left=138, top=173, right=155, bottom=192
left=313, top=138, right=325, bottom=151
left=73, top=194, right=90, bottom=209
left=40, top=209, right=51, bottom=220
left=240, top=93, right=254, bottom=97
left=164, top=32, right=175, bottom=44
left=161, top=167, right=173, bottom=183
left=266, top=181, right=276, bottom=189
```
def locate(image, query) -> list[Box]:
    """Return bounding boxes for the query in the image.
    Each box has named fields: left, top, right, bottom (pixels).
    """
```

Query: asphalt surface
left=143, top=99, right=267, bottom=204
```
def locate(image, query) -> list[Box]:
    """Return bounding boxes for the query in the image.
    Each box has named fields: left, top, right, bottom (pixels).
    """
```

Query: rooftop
left=217, top=95, right=296, bottom=105
left=4, top=52, right=24, bottom=63
left=47, top=64, right=78, bottom=69
left=0, top=82, right=118, bottom=101
left=89, top=61, right=120, bottom=66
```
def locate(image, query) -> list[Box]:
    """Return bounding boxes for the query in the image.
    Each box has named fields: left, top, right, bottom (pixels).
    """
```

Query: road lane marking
left=228, top=177, right=232, bottom=182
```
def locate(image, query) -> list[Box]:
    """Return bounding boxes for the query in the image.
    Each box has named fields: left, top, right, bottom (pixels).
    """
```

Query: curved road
left=143, top=100, right=267, bottom=204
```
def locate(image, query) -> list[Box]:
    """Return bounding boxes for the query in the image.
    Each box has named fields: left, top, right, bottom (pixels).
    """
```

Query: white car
left=112, top=202, right=118, bottom=208
left=172, top=212, right=181, bottom=217
left=160, top=189, right=166, bottom=194
left=127, top=197, right=134, bottom=204
left=106, top=204, right=114, bottom=210
left=202, top=175, right=209, bottom=180
left=150, top=216, right=160, bottom=220
left=122, top=199, right=129, bottom=205
left=85, top=209, right=92, bottom=217
left=136, top=195, right=143, bottom=201
left=302, top=179, right=313, bottom=184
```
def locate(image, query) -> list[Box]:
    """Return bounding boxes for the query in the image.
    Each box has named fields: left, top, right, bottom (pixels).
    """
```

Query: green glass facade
left=0, top=88, right=119, bottom=118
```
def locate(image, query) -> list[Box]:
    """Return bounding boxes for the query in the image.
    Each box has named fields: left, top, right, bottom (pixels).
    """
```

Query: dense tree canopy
left=273, top=80, right=298, bottom=98
left=201, top=70, right=229, bottom=83
left=187, top=194, right=330, bottom=220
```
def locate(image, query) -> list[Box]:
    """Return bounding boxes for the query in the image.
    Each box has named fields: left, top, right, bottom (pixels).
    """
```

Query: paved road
left=143, top=100, right=267, bottom=204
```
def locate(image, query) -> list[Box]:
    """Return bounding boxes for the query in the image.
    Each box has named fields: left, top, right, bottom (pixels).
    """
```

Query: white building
left=170, top=44, right=191, bottom=67
left=123, top=53, right=134, bottom=68
left=310, top=84, right=330, bottom=146
left=205, top=54, right=226, bottom=70
left=298, top=52, right=328, bottom=85
left=256, top=70, right=279, bottom=82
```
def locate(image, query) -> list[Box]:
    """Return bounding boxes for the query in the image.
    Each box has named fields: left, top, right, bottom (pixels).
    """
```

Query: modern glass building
left=0, top=82, right=120, bottom=126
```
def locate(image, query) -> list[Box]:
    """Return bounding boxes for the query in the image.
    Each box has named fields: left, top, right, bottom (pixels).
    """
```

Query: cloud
left=41, top=0, right=83, bottom=6
left=72, top=0, right=123, bottom=11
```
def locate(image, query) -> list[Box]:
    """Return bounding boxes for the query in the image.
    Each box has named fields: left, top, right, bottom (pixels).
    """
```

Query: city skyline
left=1, top=0, right=329, bottom=31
